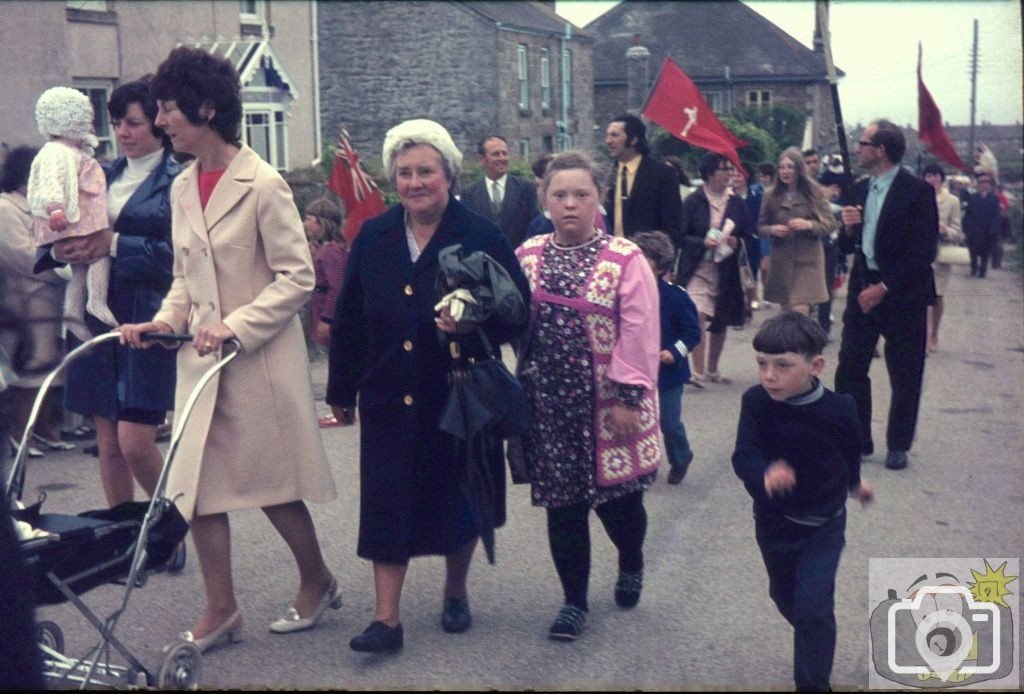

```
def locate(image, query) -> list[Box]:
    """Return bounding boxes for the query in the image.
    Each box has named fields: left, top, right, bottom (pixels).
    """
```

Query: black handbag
left=440, top=328, right=531, bottom=441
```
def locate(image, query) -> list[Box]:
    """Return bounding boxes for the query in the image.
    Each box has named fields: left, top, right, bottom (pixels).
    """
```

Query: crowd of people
left=0, top=44, right=1016, bottom=692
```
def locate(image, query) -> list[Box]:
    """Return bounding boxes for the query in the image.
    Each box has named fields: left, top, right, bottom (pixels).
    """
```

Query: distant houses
left=586, top=0, right=844, bottom=152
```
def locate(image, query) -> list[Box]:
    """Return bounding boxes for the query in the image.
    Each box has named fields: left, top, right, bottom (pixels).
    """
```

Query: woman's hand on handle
left=118, top=320, right=173, bottom=349
left=193, top=323, right=236, bottom=357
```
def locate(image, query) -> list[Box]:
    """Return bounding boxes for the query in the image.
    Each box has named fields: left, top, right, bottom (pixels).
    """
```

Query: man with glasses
left=604, top=114, right=682, bottom=239
left=834, top=120, right=938, bottom=471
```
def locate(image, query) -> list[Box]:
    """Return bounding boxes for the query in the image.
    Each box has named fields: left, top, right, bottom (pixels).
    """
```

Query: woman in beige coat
left=119, top=47, right=338, bottom=653
left=758, top=147, right=837, bottom=314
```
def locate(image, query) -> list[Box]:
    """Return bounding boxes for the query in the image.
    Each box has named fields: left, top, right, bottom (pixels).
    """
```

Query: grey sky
left=555, top=0, right=1024, bottom=128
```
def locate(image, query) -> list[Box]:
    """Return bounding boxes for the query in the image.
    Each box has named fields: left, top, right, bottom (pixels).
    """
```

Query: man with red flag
left=604, top=113, right=682, bottom=239
left=917, top=45, right=966, bottom=171
left=328, top=128, right=387, bottom=244
left=642, top=57, right=746, bottom=172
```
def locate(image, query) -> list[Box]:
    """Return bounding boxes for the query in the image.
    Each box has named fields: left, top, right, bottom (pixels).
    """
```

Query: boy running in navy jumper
left=633, top=232, right=702, bottom=485
left=732, top=312, right=873, bottom=691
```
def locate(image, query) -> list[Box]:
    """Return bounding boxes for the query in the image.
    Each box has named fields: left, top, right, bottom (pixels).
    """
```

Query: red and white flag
left=917, top=45, right=965, bottom=171
left=642, top=57, right=746, bottom=171
left=328, top=128, right=387, bottom=244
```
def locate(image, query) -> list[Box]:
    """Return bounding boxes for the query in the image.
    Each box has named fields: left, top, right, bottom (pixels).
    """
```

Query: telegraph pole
left=968, top=19, right=978, bottom=164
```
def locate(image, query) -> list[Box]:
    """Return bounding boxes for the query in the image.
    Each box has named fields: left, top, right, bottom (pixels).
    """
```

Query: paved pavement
left=11, top=259, right=1024, bottom=690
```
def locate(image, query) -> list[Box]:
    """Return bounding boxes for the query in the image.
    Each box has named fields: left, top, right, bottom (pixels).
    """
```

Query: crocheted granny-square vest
left=517, top=234, right=661, bottom=487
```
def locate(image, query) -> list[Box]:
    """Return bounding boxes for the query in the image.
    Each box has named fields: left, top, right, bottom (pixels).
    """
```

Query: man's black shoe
left=667, top=451, right=694, bottom=485
left=885, top=450, right=908, bottom=470
left=349, top=621, right=403, bottom=653
left=440, top=597, right=472, bottom=633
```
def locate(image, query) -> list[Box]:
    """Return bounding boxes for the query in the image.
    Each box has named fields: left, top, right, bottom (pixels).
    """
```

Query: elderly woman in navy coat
left=327, top=119, right=529, bottom=654
left=40, top=78, right=182, bottom=508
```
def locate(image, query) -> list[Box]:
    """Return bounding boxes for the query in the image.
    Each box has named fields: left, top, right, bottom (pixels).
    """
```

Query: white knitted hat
left=35, top=86, right=100, bottom=150
left=382, top=119, right=462, bottom=181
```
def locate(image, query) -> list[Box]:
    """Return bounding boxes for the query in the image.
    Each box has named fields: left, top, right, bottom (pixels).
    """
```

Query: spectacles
left=858, top=140, right=879, bottom=148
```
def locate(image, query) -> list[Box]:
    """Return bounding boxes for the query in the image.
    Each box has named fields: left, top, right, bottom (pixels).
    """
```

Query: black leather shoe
left=667, top=451, right=693, bottom=485
left=885, top=450, right=908, bottom=470
left=441, top=597, right=472, bottom=633
left=614, top=570, right=643, bottom=608
left=349, top=621, right=403, bottom=653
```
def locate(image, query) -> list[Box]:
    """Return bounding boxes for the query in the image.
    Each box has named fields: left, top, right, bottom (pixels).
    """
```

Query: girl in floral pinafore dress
left=514, top=151, right=661, bottom=641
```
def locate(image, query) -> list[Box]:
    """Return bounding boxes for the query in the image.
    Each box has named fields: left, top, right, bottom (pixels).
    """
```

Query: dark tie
left=620, top=165, right=629, bottom=200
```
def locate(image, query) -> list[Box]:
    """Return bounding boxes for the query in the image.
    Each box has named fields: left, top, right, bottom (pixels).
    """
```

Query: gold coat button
left=404, top=285, right=413, bottom=296
left=403, top=395, right=414, bottom=406
left=403, top=340, right=414, bottom=351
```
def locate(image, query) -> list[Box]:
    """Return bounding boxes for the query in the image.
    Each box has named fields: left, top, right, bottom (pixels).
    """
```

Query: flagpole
left=816, top=1, right=851, bottom=185
left=639, top=57, right=667, bottom=116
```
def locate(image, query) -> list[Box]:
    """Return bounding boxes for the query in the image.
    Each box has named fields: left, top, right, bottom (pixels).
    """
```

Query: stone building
left=316, top=0, right=594, bottom=166
left=0, top=0, right=320, bottom=171
left=586, top=0, right=844, bottom=151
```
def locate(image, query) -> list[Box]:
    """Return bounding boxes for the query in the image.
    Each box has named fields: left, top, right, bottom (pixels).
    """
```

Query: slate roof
left=459, top=1, right=591, bottom=38
left=588, top=0, right=840, bottom=84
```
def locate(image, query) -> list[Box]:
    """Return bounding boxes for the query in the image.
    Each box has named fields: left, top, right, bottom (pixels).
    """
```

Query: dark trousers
left=968, top=233, right=996, bottom=277
left=546, top=491, right=647, bottom=611
left=658, top=384, right=692, bottom=471
left=756, top=511, right=846, bottom=692
left=816, top=238, right=838, bottom=332
left=835, top=287, right=927, bottom=454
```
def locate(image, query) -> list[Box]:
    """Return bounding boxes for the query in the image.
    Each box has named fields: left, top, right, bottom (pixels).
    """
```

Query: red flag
left=642, top=57, right=746, bottom=170
left=328, top=128, right=387, bottom=244
left=917, top=45, right=966, bottom=170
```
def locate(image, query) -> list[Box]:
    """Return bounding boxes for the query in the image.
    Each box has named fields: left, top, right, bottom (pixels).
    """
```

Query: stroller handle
left=141, top=333, right=240, bottom=349
left=142, top=332, right=193, bottom=342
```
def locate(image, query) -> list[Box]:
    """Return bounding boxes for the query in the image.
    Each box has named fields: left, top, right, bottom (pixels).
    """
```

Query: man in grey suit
left=461, top=135, right=537, bottom=249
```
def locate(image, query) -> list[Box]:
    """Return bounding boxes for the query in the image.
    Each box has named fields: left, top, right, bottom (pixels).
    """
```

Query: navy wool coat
left=327, top=198, right=530, bottom=563
left=61, top=151, right=182, bottom=419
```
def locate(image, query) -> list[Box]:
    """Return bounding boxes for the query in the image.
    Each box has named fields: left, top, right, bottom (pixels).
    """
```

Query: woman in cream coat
left=120, top=47, right=338, bottom=653
left=757, top=147, right=837, bottom=314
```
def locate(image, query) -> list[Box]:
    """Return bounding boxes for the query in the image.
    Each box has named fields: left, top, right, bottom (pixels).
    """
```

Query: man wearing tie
left=604, top=114, right=682, bottom=239
left=461, top=135, right=537, bottom=249
left=835, top=120, right=938, bottom=470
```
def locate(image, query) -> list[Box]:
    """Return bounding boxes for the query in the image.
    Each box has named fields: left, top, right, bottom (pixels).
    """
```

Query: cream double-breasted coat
left=154, top=145, right=335, bottom=520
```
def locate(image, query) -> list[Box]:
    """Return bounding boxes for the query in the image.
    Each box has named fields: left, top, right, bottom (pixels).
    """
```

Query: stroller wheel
left=167, top=541, right=187, bottom=574
left=159, top=642, right=202, bottom=690
left=37, top=620, right=65, bottom=654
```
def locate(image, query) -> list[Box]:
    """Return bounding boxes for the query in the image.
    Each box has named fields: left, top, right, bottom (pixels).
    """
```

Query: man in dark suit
left=461, top=135, right=537, bottom=249
left=835, top=120, right=938, bottom=470
left=604, top=114, right=682, bottom=239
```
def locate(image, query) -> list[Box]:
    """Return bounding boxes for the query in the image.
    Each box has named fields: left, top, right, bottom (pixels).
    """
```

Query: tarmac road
left=12, top=259, right=1023, bottom=690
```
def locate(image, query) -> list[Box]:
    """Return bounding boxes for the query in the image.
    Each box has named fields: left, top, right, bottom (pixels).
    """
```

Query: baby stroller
left=4, top=331, right=239, bottom=689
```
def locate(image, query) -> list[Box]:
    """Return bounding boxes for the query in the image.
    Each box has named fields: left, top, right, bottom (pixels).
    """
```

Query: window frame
left=561, top=47, right=573, bottom=111
left=540, top=48, right=551, bottom=111
left=242, top=100, right=289, bottom=171
left=517, top=44, right=530, bottom=111
left=747, top=90, right=772, bottom=108
left=239, top=0, right=265, bottom=25
left=73, top=80, right=115, bottom=160
left=704, top=91, right=724, bottom=114
left=66, top=0, right=108, bottom=11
